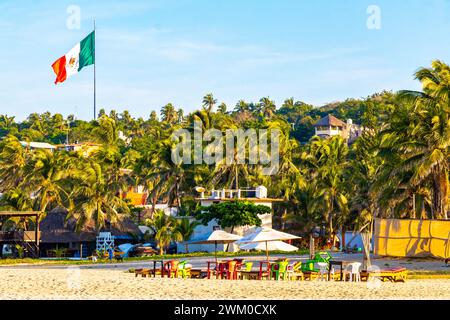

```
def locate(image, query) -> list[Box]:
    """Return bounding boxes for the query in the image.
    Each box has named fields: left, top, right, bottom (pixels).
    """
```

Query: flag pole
left=94, top=20, right=97, bottom=120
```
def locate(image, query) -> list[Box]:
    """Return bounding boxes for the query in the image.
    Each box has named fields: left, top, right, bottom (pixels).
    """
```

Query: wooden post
left=309, top=234, right=315, bottom=259
left=35, top=213, right=40, bottom=258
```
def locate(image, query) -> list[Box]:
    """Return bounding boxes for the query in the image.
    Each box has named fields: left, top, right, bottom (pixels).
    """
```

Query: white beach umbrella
left=239, top=241, right=298, bottom=252
left=190, top=230, right=242, bottom=264
left=236, top=228, right=301, bottom=262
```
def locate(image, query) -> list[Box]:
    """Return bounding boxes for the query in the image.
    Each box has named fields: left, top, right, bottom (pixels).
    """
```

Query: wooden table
left=328, top=260, right=354, bottom=281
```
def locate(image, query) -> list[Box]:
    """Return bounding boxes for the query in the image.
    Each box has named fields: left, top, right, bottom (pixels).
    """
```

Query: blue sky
left=1, top=0, right=450, bottom=121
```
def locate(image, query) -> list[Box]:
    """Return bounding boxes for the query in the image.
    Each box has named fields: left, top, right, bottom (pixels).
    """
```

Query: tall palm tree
left=259, top=97, right=277, bottom=119
left=379, top=60, right=450, bottom=219
left=202, top=93, right=217, bottom=113
left=72, top=159, right=129, bottom=231
left=234, top=100, right=250, bottom=113
left=22, top=149, right=73, bottom=213
left=161, top=103, right=178, bottom=125
left=218, top=103, right=227, bottom=114
left=302, top=136, right=349, bottom=243
left=0, top=135, right=27, bottom=192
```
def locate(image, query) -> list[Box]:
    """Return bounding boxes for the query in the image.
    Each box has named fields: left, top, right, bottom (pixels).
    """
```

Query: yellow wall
left=374, top=218, right=450, bottom=259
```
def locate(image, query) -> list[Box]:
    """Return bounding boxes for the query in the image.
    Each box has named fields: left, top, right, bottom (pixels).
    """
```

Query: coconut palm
left=0, top=135, right=28, bottom=191
left=202, top=93, right=217, bottom=113
left=161, top=103, right=178, bottom=125
left=146, top=210, right=182, bottom=255
left=72, top=159, right=129, bottom=231
left=175, top=218, right=200, bottom=253
left=302, top=136, right=349, bottom=243
left=22, top=149, right=73, bottom=213
left=259, top=97, right=277, bottom=119
left=378, top=60, right=450, bottom=219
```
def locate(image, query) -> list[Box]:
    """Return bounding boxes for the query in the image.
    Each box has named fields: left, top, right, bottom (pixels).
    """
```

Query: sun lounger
left=361, top=267, right=408, bottom=283
left=134, top=268, right=152, bottom=278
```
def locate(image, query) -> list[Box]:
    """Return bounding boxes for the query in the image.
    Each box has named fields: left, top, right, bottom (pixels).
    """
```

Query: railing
left=199, top=188, right=263, bottom=200
left=0, top=231, right=41, bottom=242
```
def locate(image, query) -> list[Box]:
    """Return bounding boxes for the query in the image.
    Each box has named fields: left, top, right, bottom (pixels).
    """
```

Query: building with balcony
left=314, top=114, right=363, bottom=143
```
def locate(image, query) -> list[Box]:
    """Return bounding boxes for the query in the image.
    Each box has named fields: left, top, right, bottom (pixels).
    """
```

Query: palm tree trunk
left=185, top=243, right=189, bottom=254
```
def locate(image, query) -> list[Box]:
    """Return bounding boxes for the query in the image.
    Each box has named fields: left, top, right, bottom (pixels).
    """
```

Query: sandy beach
left=0, top=267, right=449, bottom=300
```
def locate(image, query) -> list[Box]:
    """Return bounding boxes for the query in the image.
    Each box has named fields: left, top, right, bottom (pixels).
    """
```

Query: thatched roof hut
left=39, top=210, right=142, bottom=244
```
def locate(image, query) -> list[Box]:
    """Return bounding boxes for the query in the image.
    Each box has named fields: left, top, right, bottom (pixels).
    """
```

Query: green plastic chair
left=177, top=261, right=190, bottom=279
left=244, top=262, right=253, bottom=272
left=301, top=252, right=333, bottom=273
left=314, top=251, right=333, bottom=263
left=271, top=261, right=289, bottom=280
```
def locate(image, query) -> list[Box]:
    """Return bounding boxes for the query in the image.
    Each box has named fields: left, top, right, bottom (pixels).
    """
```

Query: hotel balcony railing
left=199, top=188, right=265, bottom=200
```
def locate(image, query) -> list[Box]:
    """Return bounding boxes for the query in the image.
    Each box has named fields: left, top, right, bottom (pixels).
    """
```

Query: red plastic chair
left=226, top=261, right=238, bottom=280
left=164, top=260, right=180, bottom=278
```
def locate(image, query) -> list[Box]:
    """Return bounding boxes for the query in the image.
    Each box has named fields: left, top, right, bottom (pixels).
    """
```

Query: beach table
left=207, top=261, right=218, bottom=279
left=328, top=260, right=354, bottom=281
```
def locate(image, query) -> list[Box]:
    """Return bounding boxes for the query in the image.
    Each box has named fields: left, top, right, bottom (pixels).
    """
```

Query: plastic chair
left=239, top=262, right=253, bottom=280
left=271, top=261, right=289, bottom=280
left=287, top=261, right=303, bottom=281
left=165, top=260, right=180, bottom=278
left=346, top=262, right=362, bottom=282
left=177, top=261, right=191, bottom=279
left=225, top=261, right=238, bottom=280
left=317, top=262, right=329, bottom=281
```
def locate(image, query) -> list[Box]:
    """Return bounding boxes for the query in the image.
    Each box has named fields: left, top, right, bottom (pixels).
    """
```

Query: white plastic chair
left=317, top=262, right=329, bottom=281
left=347, top=262, right=362, bottom=282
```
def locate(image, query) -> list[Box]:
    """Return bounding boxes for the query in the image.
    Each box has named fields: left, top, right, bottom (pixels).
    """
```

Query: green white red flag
left=52, top=31, right=95, bottom=84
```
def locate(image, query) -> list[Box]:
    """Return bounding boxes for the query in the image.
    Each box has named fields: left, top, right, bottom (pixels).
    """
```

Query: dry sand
left=0, top=268, right=450, bottom=300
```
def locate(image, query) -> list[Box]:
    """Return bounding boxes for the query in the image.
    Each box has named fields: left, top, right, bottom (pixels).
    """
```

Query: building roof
left=20, top=141, right=56, bottom=150
left=0, top=211, right=41, bottom=217
left=56, top=142, right=102, bottom=148
left=314, top=115, right=346, bottom=128
left=39, top=210, right=142, bottom=243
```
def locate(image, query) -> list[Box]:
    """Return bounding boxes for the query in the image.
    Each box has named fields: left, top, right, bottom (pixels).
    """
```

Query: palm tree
left=22, top=149, right=73, bottom=213
left=379, top=60, right=450, bottom=219
left=0, top=135, right=27, bottom=192
left=92, top=115, right=119, bottom=145
left=72, top=159, right=129, bottom=231
left=146, top=210, right=182, bottom=255
left=202, top=93, right=217, bottom=113
left=175, top=218, right=200, bottom=253
left=234, top=100, right=250, bottom=113
left=302, top=136, right=349, bottom=244
left=161, top=103, right=178, bottom=124
left=259, top=97, right=277, bottom=119
left=144, top=139, right=187, bottom=209
left=218, top=103, right=227, bottom=114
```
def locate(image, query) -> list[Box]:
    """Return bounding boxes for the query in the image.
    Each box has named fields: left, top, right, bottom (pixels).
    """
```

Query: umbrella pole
left=266, top=241, right=269, bottom=263
left=215, top=241, right=218, bottom=265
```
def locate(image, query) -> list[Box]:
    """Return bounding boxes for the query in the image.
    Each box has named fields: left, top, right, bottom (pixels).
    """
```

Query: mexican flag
left=52, top=31, right=95, bottom=84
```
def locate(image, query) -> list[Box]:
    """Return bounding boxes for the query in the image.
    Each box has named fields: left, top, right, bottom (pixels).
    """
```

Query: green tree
left=202, top=93, right=217, bottom=113
left=196, top=201, right=269, bottom=235
left=146, top=210, right=182, bottom=255
left=175, top=218, right=200, bottom=253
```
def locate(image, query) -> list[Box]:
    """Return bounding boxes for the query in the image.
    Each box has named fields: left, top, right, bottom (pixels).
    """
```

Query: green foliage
left=196, top=201, right=269, bottom=230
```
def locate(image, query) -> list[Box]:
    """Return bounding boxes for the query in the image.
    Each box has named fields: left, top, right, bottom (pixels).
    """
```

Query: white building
left=20, top=141, right=57, bottom=151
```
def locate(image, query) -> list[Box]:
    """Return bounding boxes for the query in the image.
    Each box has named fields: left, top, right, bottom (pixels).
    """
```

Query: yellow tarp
left=373, top=218, right=450, bottom=259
